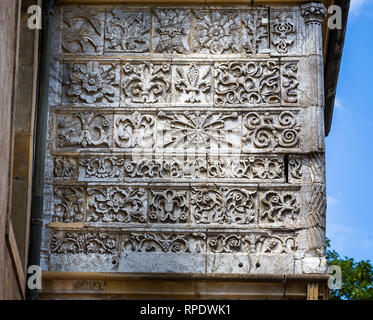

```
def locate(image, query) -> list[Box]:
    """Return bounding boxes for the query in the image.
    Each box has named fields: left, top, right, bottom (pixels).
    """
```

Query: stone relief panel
left=62, top=61, right=120, bottom=106
left=192, top=10, right=241, bottom=54
left=44, top=4, right=328, bottom=275
left=56, top=112, right=112, bottom=149
left=105, top=10, right=150, bottom=53
left=62, top=9, right=105, bottom=55
left=152, top=9, right=191, bottom=54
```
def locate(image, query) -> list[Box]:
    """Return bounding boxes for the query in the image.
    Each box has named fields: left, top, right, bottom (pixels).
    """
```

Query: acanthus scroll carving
left=260, top=191, right=300, bottom=223
left=53, top=186, right=85, bottom=222
left=242, top=9, right=269, bottom=55
left=79, top=156, right=124, bottom=179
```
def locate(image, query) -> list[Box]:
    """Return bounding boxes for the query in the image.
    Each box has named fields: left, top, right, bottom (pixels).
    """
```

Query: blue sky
left=326, top=0, right=373, bottom=262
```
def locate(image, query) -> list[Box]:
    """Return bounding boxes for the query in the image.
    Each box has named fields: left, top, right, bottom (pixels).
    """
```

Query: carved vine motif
left=208, top=233, right=296, bottom=254
left=243, top=111, right=300, bottom=149
left=271, top=11, right=296, bottom=54
left=51, top=231, right=118, bottom=254
left=87, top=187, right=147, bottom=223
left=242, top=9, right=268, bottom=55
left=282, top=63, right=299, bottom=103
left=114, top=112, right=155, bottom=148
left=159, top=111, right=238, bottom=149
left=149, top=190, right=189, bottom=223
left=123, top=232, right=206, bottom=253
left=261, top=191, right=300, bottom=223
left=53, top=187, right=84, bottom=222
left=208, top=157, right=283, bottom=180
left=191, top=187, right=257, bottom=224
left=193, top=10, right=240, bottom=54
left=54, top=157, right=77, bottom=178
left=124, top=158, right=207, bottom=179
left=64, top=62, right=119, bottom=104
left=57, top=112, right=111, bottom=148
left=214, top=61, right=280, bottom=105
left=153, top=9, right=190, bottom=53
left=62, top=10, right=104, bottom=54
left=289, top=158, right=303, bottom=180
left=105, top=10, right=150, bottom=52
left=174, top=63, right=211, bottom=103
left=79, top=157, right=124, bottom=179
left=122, top=62, right=170, bottom=104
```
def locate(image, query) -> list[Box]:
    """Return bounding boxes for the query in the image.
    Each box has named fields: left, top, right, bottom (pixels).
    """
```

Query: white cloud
left=334, top=97, right=346, bottom=112
left=327, top=196, right=340, bottom=206
left=350, top=0, right=368, bottom=16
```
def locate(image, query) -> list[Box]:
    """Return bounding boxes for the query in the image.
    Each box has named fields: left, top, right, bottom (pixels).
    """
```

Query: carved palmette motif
left=149, top=190, right=189, bottom=223
left=208, top=233, right=297, bottom=254
left=152, top=9, right=190, bottom=53
left=57, top=112, right=111, bottom=148
left=191, top=187, right=257, bottom=224
left=54, top=157, right=77, bottom=179
left=193, top=10, right=240, bottom=54
left=87, top=187, right=147, bottom=223
left=214, top=61, right=280, bottom=105
left=114, top=112, right=155, bottom=148
left=53, top=187, right=85, bottom=222
left=62, top=9, right=104, bottom=55
left=243, top=111, right=300, bottom=149
left=123, top=232, right=206, bottom=253
left=105, top=10, right=150, bottom=53
left=51, top=231, right=118, bottom=254
left=289, top=158, right=303, bottom=180
left=122, top=62, right=170, bottom=104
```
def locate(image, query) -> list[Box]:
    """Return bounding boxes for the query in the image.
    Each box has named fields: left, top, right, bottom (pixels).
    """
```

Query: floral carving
left=289, top=158, right=303, bottom=180
left=123, top=232, right=205, bottom=253
left=54, top=157, right=77, bottom=179
left=62, top=10, right=104, bottom=54
left=149, top=190, right=189, bottom=223
left=191, top=187, right=257, bottom=224
left=51, top=231, right=118, bottom=254
left=79, top=157, right=124, bottom=179
left=159, top=111, right=239, bottom=149
left=124, top=158, right=207, bottom=179
left=243, top=111, right=300, bottom=149
left=174, top=63, right=211, bottom=103
left=53, top=187, right=84, bottom=222
left=242, top=9, right=268, bottom=55
left=87, top=187, right=146, bottom=223
left=57, top=112, right=111, bottom=148
left=122, top=62, right=170, bottom=104
left=207, top=157, right=283, bottom=180
left=105, top=10, right=150, bottom=53
left=64, top=62, right=119, bottom=105
left=153, top=9, right=190, bottom=53
left=193, top=10, right=240, bottom=54
left=208, top=233, right=296, bottom=254
left=282, top=63, right=299, bottom=103
left=271, top=11, right=296, bottom=54
left=214, top=61, right=280, bottom=105
left=261, top=191, right=300, bottom=223
left=114, top=112, right=155, bottom=148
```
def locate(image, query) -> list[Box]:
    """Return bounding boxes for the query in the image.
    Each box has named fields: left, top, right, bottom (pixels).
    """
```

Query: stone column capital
left=301, top=2, right=327, bottom=24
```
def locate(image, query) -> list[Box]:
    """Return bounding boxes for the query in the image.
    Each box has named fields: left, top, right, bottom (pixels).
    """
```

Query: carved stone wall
left=41, top=2, right=328, bottom=275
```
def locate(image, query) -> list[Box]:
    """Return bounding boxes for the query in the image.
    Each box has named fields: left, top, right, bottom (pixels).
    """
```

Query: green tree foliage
left=326, top=238, right=373, bottom=300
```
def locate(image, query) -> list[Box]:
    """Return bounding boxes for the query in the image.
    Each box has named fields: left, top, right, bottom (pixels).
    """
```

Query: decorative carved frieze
left=105, top=10, right=150, bottom=53
left=57, top=112, right=111, bottom=149
left=79, top=156, right=124, bottom=180
left=208, top=232, right=297, bottom=254
left=87, top=187, right=147, bottom=223
left=53, top=186, right=85, bottom=222
left=270, top=10, right=296, bottom=54
left=243, top=111, right=301, bottom=150
left=214, top=61, right=281, bottom=105
left=53, top=157, right=77, bottom=179
left=123, top=232, right=206, bottom=253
